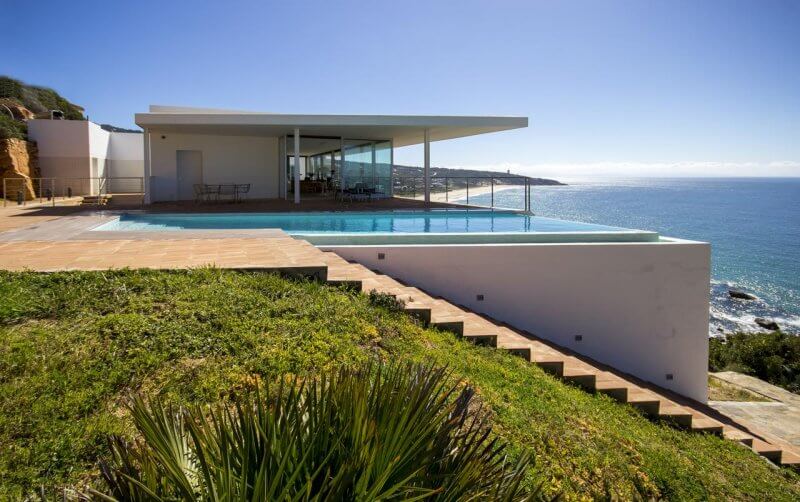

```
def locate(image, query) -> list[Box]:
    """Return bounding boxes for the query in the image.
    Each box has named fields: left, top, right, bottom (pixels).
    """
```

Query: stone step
left=690, top=417, right=724, bottom=436
left=657, top=404, right=694, bottom=428
left=562, top=366, right=597, bottom=390
left=626, top=390, right=662, bottom=417
left=751, top=439, right=783, bottom=463
left=723, top=428, right=754, bottom=447
left=594, top=375, right=630, bottom=402
left=318, top=252, right=800, bottom=469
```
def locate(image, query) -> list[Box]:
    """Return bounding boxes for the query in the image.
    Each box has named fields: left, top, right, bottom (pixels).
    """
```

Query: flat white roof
left=135, top=105, right=528, bottom=147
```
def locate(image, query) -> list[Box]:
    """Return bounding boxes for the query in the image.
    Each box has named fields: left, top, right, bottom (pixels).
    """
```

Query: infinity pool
left=93, top=211, right=659, bottom=244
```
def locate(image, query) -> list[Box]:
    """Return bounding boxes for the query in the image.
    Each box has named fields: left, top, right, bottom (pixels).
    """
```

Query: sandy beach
left=394, top=184, right=519, bottom=204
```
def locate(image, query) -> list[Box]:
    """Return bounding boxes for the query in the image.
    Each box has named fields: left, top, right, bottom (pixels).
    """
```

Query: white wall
left=109, top=132, right=144, bottom=178
left=148, top=132, right=280, bottom=201
left=88, top=122, right=111, bottom=160
left=27, top=120, right=145, bottom=179
left=324, top=239, right=711, bottom=402
left=27, top=120, right=91, bottom=180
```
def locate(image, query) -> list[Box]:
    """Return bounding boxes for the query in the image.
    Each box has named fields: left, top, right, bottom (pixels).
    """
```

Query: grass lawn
left=1, top=269, right=798, bottom=500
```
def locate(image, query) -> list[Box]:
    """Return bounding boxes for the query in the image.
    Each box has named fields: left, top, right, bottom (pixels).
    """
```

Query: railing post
left=491, top=177, right=494, bottom=208
left=466, top=177, right=470, bottom=206
left=445, top=176, right=448, bottom=202
left=526, top=178, right=531, bottom=212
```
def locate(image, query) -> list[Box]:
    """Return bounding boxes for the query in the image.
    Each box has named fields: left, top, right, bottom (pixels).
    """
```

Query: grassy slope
left=0, top=269, right=798, bottom=500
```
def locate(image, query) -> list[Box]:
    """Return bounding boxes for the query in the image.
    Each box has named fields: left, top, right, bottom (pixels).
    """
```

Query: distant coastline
left=392, top=164, right=565, bottom=187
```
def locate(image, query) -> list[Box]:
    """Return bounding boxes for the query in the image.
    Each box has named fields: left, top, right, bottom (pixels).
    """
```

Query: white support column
left=389, top=140, right=394, bottom=197
left=423, top=128, right=430, bottom=205
left=143, top=129, right=152, bottom=204
left=340, top=137, right=345, bottom=192
left=293, top=128, right=300, bottom=204
left=371, top=142, right=376, bottom=186
left=278, top=135, right=285, bottom=199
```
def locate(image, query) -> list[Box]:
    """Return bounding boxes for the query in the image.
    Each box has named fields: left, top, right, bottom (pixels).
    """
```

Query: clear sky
left=6, top=0, right=799, bottom=178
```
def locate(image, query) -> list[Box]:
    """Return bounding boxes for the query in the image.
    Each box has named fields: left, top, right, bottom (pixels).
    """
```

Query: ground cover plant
left=710, top=331, right=800, bottom=393
left=93, top=363, right=538, bottom=501
left=1, top=269, right=799, bottom=500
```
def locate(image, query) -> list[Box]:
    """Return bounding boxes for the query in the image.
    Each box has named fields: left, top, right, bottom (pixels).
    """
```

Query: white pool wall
left=323, top=237, right=711, bottom=402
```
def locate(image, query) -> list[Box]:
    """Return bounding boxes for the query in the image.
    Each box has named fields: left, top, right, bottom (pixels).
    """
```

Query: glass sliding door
left=342, top=139, right=393, bottom=197
left=374, top=140, right=392, bottom=197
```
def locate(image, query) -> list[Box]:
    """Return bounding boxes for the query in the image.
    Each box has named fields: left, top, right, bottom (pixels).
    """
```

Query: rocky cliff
left=0, top=138, right=39, bottom=200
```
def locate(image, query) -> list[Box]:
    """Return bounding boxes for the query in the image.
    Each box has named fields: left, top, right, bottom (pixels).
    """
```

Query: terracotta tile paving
left=0, top=237, right=326, bottom=274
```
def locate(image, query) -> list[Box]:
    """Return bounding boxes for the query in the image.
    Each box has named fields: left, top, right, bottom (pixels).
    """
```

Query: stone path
left=710, top=371, right=800, bottom=449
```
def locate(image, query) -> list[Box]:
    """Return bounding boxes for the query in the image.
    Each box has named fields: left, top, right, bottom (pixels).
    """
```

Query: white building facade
left=135, top=105, right=526, bottom=204
left=27, top=119, right=144, bottom=195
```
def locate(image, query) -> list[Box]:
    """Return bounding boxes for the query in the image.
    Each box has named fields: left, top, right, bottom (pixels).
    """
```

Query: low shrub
left=709, top=332, right=800, bottom=393
left=0, top=113, right=26, bottom=140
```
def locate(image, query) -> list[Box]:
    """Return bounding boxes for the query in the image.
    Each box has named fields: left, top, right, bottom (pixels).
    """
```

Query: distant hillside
left=0, top=76, right=86, bottom=141
left=100, top=124, right=142, bottom=133
left=0, top=76, right=84, bottom=121
left=393, top=164, right=564, bottom=187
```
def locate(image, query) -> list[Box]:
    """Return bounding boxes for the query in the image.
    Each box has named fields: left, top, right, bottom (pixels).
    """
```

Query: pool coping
left=88, top=210, right=658, bottom=245
left=294, top=230, right=660, bottom=245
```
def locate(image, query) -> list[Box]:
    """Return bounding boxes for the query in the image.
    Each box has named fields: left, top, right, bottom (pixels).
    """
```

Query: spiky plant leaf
left=90, top=361, right=545, bottom=501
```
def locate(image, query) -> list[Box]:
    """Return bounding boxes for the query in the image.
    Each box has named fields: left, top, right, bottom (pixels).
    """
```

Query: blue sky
left=6, top=0, right=799, bottom=178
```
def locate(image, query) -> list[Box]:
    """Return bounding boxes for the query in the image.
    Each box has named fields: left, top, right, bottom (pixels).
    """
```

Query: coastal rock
left=755, top=318, right=780, bottom=331
left=729, top=290, right=757, bottom=300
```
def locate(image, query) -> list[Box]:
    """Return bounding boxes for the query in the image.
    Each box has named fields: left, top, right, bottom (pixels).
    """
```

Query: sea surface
left=459, top=177, right=800, bottom=335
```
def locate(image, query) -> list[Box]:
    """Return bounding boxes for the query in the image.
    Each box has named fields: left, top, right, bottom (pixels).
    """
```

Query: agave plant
left=90, top=362, right=545, bottom=501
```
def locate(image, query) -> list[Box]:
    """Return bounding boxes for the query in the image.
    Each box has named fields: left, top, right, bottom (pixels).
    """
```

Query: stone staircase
left=304, top=245, right=799, bottom=469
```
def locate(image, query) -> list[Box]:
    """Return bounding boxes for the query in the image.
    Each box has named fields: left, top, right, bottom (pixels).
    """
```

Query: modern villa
left=7, top=105, right=712, bottom=403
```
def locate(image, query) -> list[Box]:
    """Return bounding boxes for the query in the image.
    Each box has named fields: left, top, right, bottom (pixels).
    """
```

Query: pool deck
left=0, top=198, right=798, bottom=468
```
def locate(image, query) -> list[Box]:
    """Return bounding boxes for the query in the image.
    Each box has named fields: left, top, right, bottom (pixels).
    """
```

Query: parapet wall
left=324, top=239, right=711, bottom=402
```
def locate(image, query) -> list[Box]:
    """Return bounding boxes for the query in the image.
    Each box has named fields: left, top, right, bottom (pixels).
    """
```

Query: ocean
left=460, top=177, right=800, bottom=335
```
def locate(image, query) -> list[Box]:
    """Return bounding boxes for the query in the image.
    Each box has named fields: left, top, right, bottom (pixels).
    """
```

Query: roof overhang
left=134, top=106, right=528, bottom=148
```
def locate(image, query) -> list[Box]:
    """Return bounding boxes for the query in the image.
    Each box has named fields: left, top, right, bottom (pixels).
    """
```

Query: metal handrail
left=391, top=175, right=534, bottom=212
left=2, top=176, right=144, bottom=206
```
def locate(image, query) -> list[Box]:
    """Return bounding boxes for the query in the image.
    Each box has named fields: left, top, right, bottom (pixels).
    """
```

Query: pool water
left=95, top=211, right=635, bottom=234
left=92, top=211, right=660, bottom=244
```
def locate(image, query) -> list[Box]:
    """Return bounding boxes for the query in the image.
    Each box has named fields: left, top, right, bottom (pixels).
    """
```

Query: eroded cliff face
left=0, top=138, right=40, bottom=200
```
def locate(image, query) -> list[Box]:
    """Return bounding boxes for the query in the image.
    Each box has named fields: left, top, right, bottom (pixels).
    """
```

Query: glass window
left=342, top=139, right=392, bottom=193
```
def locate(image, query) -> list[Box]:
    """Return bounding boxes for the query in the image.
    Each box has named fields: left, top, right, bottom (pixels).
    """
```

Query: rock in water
left=755, top=318, right=780, bottom=331
left=729, top=290, right=757, bottom=300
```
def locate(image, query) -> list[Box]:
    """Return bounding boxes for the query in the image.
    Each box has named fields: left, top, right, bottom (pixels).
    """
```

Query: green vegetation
left=710, top=332, right=800, bottom=393
left=1, top=269, right=799, bottom=500
left=94, top=363, right=536, bottom=501
left=707, top=375, right=770, bottom=402
left=0, top=75, right=85, bottom=121
left=0, top=113, right=27, bottom=140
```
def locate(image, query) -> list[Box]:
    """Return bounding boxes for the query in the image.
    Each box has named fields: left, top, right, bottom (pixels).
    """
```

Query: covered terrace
left=134, top=106, right=527, bottom=205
